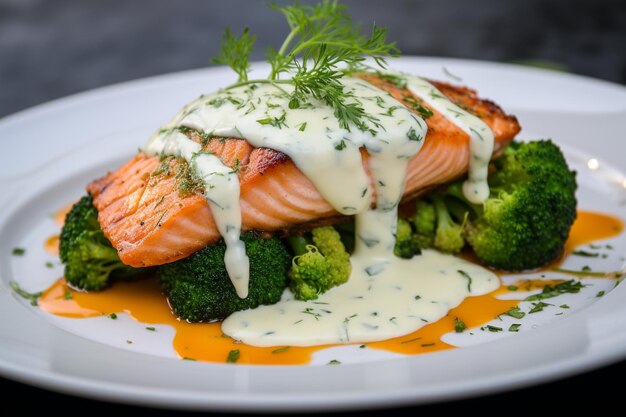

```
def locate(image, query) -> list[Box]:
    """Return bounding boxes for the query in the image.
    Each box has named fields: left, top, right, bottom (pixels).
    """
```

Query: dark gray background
left=1, top=0, right=626, bottom=415
left=1, top=0, right=625, bottom=118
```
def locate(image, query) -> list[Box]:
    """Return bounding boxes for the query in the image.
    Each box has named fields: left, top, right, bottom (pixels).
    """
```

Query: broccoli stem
left=286, top=235, right=310, bottom=256
left=432, top=195, right=465, bottom=253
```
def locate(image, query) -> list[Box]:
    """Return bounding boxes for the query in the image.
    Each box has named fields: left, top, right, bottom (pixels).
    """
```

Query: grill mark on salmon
left=87, top=77, right=521, bottom=267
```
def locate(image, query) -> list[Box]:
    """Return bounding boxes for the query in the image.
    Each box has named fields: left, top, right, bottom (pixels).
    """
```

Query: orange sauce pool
left=39, top=210, right=624, bottom=365
left=54, top=203, right=74, bottom=226
left=44, top=204, right=74, bottom=255
left=558, top=210, right=624, bottom=264
left=45, top=235, right=60, bottom=255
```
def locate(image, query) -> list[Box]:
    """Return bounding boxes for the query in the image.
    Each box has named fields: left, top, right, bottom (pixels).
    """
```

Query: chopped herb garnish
left=9, top=282, right=41, bottom=306
left=486, top=325, right=503, bottom=332
left=508, top=323, right=521, bottom=332
left=334, top=139, right=347, bottom=150
left=173, top=158, right=203, bottom=197
left=596, top=290, right=606, bottom=297
left=560, top=304, right=570, bottom=309
left=343, top=313, right=357, bottom=324
left=183, top=357, right=197, bottom=361
left=414, top=295, right=422, bottom=300
left=421, top=342, right=436, bottom=347
left=145, top=326, right=156, bottom=331
left=500, top=307, right=525, bottom=319
left=572, top=250, right=600, bottom=257
left=442, top=66, right=463, bottom=82
left=406, top=127, right=421, bottom=141
left=383, top=105, right=399, bottom=116
left=525, top=280, right=584, bottom=301
left=507, top=285, right=519, bottom=291
left=109, top=313, right=118, bottom=319
left=64, top=291, right=72, bottom=300
left=402, top=95, right=434, bottom=119
left=327, top=359, right=341, bottom=365
left=45, top=261, right=54, bottom=268
left=457, top=270, right=473, bottom=292
left=400, top=337, right=422, bottom=344
left=256, top=112, right=287, bottom=129
left=454, top=317, right=466, bottom=333
left=12, top=247, right=25, bottom=256
left=375, top=71, right=407, bottom=88
left=359, top=344, right=366, bottom=349
left=302, top=307, right=322, bottom=320
left=364, top=263, right=386, bottom=276
left=271, top=346, right=290, bottom=354
left=298, top=122, right=307, bottom=131
left=229, top=158, right=240, bottom=174
left=151, top=155, right=174, bottom=177
left=529, top=301, right=551, bottom=314
left=227, top=349, right=240, bottom=363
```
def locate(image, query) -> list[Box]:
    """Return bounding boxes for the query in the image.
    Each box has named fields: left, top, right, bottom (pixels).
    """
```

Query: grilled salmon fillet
left=87, top=76, right=521, bottom=267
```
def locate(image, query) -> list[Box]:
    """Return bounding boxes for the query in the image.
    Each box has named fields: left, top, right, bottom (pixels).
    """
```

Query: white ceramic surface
left=1, top=57, right=626, bottom=411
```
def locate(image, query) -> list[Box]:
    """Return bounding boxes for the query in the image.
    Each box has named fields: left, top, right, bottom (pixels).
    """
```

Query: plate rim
left=1, top=56, right=626, bottom=411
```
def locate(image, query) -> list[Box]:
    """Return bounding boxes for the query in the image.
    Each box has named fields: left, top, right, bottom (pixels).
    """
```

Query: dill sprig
left=215, top=0, right=399, bottom=131
left=212, top=27, right=256, bottom=82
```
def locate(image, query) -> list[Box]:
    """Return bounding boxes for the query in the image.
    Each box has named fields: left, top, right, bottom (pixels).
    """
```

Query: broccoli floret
left=157, top=232, right=290, bottom=322
left=449, top=140, right=577, bottom=270
left=287, top=226, right=351, bottom=301
left=432, top=195, right=465, bottom=254
left=412, top=199, right=436, bottom=249
left=59, top=195, right=144, bottom=291
left=394, top=217, right=421, bottom=258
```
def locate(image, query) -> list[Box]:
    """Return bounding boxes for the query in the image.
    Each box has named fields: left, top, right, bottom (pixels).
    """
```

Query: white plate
left=1, top=57, right=626, bottom=412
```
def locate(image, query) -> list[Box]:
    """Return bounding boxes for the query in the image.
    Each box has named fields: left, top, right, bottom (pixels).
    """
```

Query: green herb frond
left=215, top=0, right=399, bottom=131
left=212, top=27, right=256, bottom=82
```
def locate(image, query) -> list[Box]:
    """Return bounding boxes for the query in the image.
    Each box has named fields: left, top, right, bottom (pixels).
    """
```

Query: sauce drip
left=405, top=75, right=493, bottom=203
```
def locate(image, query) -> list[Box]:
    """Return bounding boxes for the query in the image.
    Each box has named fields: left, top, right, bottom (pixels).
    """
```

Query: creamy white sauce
left=149, top=77, right=424, bottom=214
left=222, top=250, right=498, bottom=346
left=145, top=72, right=498, bottom=346
left=405, top=75, right=494, bottom=204
left=144, top=131, right=250, bottom=297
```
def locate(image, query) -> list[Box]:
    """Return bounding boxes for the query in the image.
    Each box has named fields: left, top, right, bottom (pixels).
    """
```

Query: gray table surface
left=2, top=0, right=625, bottom=118
left=1, top=0, right=625, bottom=414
